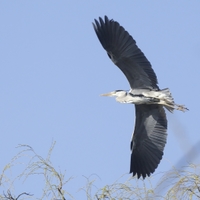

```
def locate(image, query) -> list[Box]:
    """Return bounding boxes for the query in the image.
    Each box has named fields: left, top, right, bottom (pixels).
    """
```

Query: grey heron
left=93, top=16, right=188, bottom=179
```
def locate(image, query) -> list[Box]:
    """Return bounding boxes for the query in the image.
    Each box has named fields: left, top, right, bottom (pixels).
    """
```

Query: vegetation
left=0, top=142, right=199, bottom=200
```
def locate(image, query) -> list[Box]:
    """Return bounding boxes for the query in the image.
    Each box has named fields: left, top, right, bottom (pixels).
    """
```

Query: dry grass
left=0, top=142, right=200, bottom=200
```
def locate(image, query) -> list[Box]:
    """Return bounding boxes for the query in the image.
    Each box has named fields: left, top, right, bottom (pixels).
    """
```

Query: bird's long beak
left=100, top=91, right=115, bottom=96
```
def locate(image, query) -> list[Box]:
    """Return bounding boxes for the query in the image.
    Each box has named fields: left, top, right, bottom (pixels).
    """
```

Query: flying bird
left=93, top=16, right=188, bottom=179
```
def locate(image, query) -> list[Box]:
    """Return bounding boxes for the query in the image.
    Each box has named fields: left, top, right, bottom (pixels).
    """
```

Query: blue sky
left=0, top=1, right=200, bottom=199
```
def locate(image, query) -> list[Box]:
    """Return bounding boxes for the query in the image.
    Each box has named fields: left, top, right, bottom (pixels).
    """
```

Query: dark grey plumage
left=131, top=104, right=167, bottom=178
left=93, top=16, right=159, bottom=90
left=93, top=16, right=186, bottom=179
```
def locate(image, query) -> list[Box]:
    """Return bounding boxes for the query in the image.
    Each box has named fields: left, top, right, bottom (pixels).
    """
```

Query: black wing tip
left=130, top=155, right=163, bottom=179
left=130, top=169, right=152, bottom=179
left=93, top=15, right=107, bottom=24
left=130, top=138, right=164, bottom=179
left=130, top=162, right=152, bottom=179
left=92, top=15, right=119, bottom=52
left=130, top=152, right=163, bottom=179
left=93, top=15, right=114, bottom=29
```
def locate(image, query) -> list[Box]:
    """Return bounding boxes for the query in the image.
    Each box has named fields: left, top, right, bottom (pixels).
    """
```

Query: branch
left=3, top=190, right=33, bottom=200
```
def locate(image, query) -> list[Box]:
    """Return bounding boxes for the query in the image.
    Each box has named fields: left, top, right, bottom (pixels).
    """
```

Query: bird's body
left=116, top=91, right=157, bottom=105
left=103, top=88, right=185, bottom=112
left=93, top=16, right=188, bottom=179
left=105, top=90, right=167, bottom=105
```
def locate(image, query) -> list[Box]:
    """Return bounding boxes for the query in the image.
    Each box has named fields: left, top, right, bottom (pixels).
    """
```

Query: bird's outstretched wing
left=130, top=105, right=167, bottom=178
left=93, top=16, right=159, bottom=90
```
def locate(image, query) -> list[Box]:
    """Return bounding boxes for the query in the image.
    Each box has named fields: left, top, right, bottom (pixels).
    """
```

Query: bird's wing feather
left=130, top=104, right=167, bottom=178
left=93, top=16, right=159, bottom=89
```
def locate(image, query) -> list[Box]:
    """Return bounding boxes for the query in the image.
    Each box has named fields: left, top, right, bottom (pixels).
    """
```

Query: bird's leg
left=175, top=104, right=189, bottom=112
left=163, top=102, right=188, bottom=112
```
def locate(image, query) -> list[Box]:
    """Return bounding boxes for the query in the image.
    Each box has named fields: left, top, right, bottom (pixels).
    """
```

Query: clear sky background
left=0, top=1, right=200, bottom=199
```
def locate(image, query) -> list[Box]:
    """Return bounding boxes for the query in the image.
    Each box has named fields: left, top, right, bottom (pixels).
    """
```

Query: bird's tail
left=159, top=88, right=175, bottom=112
left=158, top=88, right=188, bottom=112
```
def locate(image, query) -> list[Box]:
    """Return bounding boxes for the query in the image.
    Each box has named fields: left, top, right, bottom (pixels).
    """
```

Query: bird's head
left=101, top=90, right=127, bottom=97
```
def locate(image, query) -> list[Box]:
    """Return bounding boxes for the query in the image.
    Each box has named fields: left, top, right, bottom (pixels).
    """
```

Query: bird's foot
left=175, top=104, right=189, bottom=112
